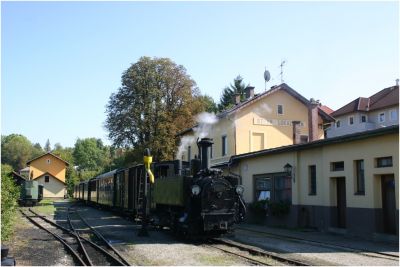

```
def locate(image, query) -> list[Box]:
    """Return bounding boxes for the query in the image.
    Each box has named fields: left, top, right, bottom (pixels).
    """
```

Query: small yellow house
left=26, top=152, right=69, bottom=198
left=177, top=83, right=334, bottom=166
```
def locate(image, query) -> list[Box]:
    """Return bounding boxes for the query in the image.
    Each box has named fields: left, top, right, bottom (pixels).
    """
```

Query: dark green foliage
left=249, top=200, right=290, bottom=217
left=195, top=94, right=218, bottom=114
left=218, top=75, right=249, bottom=112
left=269, top=201, right=291, bottom=216
left=1, top=134, right=43, bottom=170
left=105, top=56, right=202, bottom=161
left=73, top=138, right=110, bottom=172
left=1, top=164, right=20, bottom=241
left=248, top=199, right=269, bottom=217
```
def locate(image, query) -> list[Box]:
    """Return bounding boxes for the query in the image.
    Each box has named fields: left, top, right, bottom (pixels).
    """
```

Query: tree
left=44, top=139, right=51, bottom=152
left=1, top=164, right=20, bottom=241
left=218, top=75, right=249, bottom=111
left=194, top=94, right=218, bottom=114
left=105, top=56, right=201, bottom=161
left=1, top=134, right=38, bottom=170
left=73, top=138, right=110, bottom=172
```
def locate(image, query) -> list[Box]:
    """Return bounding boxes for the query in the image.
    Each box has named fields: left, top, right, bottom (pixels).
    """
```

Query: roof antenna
left=264, top=67, right=271, bottom=91
left=279, top=59, right=286, bottom=83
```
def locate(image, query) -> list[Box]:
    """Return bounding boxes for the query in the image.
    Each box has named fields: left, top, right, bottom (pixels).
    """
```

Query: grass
left=32, top=199, right=56, bottom=215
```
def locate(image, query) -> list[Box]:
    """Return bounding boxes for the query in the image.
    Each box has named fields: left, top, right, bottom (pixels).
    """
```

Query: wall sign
left=253, top=117, right=305, bottom=127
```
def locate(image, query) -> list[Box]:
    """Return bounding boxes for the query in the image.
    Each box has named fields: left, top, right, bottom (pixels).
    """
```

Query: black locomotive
left=74, top=138, right=246, bottom=237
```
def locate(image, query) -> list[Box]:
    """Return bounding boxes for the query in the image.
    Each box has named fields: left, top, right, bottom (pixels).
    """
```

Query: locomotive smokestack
left=197, top=138, right=213, bottom=170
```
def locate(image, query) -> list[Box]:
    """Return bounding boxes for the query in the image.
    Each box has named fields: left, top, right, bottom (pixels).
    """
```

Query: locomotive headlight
left=191, top=185, right=201, bottom=196
left=235, top=185, right=244, bottom=195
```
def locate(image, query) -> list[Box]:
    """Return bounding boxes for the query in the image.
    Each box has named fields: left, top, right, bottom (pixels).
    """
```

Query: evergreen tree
left=218, top=75, right=249, bottom=112
left=44, top=139, right=51, bottom=152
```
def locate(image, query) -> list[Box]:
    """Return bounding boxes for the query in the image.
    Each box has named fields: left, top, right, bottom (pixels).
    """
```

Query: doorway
left=336, top=178, right=346, bottom=228
left=381, top=175, right=396, bottom=234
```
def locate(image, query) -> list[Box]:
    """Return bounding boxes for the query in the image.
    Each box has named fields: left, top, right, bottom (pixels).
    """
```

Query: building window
left=274, top=175, right=292, bottom=203
left=222, top=135, right=227, bottom=156
left=254, top=174, right=291, bottom=203
left=355, top=160, right=365, bottom=195
left=376, top=156, right=393, bottom=168
left=361, top=115, right=367, bottom=123
left=309, top=165, right=316, bottom=195
left=390, top=110, right=398, bottom=121
left=336, top=120, right=341, bottom=128
left=45, top=175, right=49, bottom=183
left=379, top=113, right=385, bottom=123
left=331, top=161, right=344, bottom=171
left=187, top=146, right=191, bottom=162
left=254, top=176, right=271, bottom=201
left=349, top=116, right=354, bottom=125
left=47, top=159, right=51, bottom=164
left=277, top=104, right=284, bottom=115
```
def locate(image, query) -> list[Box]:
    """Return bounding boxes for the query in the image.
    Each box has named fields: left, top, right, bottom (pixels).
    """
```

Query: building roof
left=177, top=83, right=335, bottom=136
left=27, top=152, right=70, bottom=166
left=20, top=166, right=30, bottom=172
left=331, top=85, right=399, bottom=117
left=34, top=171, right=66, bottom=184
left=229, top=124, right=398, bottom=164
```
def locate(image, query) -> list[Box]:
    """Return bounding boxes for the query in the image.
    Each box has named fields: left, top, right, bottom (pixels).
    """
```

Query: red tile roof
left=331, top=85, right=399, bottom=117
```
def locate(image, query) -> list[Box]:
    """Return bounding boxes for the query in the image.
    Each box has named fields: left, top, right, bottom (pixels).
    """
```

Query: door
left=381, top=175, right=396, bottom=234
left=336, top=178, right=346, bottom=228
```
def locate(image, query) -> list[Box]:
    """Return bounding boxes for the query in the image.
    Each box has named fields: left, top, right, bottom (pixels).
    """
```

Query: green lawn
left=32, top=199, right=56, bottom=215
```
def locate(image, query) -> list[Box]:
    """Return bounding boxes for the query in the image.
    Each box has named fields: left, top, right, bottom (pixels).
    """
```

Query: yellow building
left=26, top=152, right=69, bottom=198
left=228, top=125, right=399, bottom=238
left=177, top=83, right=334, bottom=166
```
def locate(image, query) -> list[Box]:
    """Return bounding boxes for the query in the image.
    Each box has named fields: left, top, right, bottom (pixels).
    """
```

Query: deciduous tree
left=105, top=56, right=201, bottom=161
left=1, top=134, right=40, bottom=170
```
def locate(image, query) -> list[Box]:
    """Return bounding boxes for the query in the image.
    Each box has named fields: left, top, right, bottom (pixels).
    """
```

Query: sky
left=1, top=1, right=399, bottom=148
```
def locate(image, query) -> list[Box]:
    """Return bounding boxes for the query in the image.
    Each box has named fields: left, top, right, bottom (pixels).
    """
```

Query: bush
left=248, top=200, right=269, bottom=217
left=1, top=164, right=20, bottom=241
left=249, top=199, right=291, bottom=217
left=269, top=201, right=291, bottom=217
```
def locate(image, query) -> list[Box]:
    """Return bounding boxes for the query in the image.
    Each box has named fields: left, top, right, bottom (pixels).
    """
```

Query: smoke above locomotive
left=176, top=112, right=219, bottom=159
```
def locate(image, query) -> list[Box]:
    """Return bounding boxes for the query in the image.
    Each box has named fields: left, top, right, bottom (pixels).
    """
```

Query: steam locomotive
left=74, top=138, right=246, bottom=237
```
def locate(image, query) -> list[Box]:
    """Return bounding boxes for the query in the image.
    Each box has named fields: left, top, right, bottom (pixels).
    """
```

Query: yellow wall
left=178, top=89, right=326, bottom=164
left=29, top=154, right=67, bottom=182
left=229, top=132, right=399, bottom=210
left=36, top=175, right=66, bottom=198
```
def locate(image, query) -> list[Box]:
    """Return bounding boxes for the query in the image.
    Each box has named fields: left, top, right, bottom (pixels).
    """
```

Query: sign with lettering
left=253, top=118, right=305, bottom=127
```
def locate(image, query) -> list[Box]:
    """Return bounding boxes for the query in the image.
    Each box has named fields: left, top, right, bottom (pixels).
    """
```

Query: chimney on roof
left=245, top=86, right=255, bottom=99
left=232, top=93, right=241, bottom=105
left=308, top=98, right=320, bottom=142
left=396, top=79, right=399, bottom=86
left=292, top=121, right=301, bottom=145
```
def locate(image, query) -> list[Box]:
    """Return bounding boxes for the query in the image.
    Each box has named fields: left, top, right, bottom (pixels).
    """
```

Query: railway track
left=237, top=227, right=399, bottom=261
left=20, top=207, right=131, bottom=266
left=208, top=238, right=310, bottom=266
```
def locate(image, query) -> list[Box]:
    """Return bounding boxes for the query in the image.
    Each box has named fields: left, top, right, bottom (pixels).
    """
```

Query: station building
left=25, top=152, right=68, bottom=198
left=227, top=125, right=399, bottom=238
left=177, top=83, right=334, bottom=166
